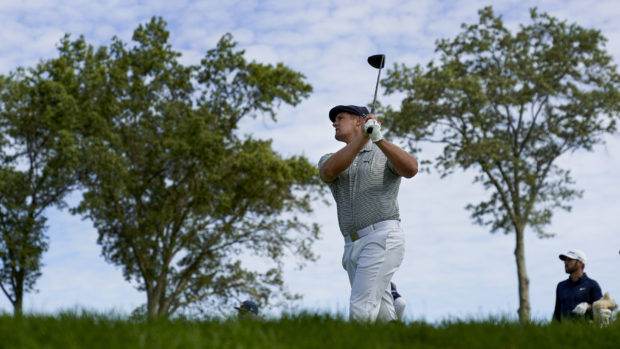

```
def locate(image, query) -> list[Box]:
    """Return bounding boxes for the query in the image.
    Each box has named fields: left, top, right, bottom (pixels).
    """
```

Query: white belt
left=344, top=220, right=400, bottom=243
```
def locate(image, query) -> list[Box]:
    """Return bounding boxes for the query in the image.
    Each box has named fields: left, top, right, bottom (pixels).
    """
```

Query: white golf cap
left=559, top=249, right=587, bottom=264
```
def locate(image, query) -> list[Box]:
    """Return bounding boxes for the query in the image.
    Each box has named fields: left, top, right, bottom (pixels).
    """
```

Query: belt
left=344, top=220, right=400, bottom=243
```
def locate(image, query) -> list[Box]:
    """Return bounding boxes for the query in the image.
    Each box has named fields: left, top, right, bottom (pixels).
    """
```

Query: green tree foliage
left=64, top=17, right=321, bottom=318
left=381, top=7, right=620, bottom=321
left=0, top=58, right=81, bottom=314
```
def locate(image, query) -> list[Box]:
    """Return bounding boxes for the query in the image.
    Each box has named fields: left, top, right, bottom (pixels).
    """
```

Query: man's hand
left=364, top=119, right=383, bottom=143
left=572, top=302, right=589, bottom=315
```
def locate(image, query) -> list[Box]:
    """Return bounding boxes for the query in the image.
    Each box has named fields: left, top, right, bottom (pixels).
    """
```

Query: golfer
left=553, top=249, right=602, bottom=321
left=235, top=300, right=259, bottom=320
left=319, top=105, right=418, bottom=322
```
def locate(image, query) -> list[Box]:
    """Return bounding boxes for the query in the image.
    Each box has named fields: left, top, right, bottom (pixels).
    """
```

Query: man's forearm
left=375, top=139, right=418, bottom=178
left=320, top=135, right=368, bottom=182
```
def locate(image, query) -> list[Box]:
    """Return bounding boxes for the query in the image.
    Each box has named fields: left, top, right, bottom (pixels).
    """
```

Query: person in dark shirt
left=235, top=300, right=259, bottom=320
left=553, top=249, right=603, bottom=321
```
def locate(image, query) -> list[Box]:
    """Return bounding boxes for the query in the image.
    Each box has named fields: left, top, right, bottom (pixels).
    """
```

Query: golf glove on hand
left=364, top=119, right=383, bottom=143
left=572, top=302, right=589, bottom=315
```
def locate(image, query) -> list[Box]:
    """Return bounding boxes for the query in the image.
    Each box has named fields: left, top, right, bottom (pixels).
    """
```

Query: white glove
left=364, top=119, right=383, bottom=143
left=572, top=302, right=589, bottom=315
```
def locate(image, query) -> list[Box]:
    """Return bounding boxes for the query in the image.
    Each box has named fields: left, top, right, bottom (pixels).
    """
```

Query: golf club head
left=367, top=54, right=385, bottom=69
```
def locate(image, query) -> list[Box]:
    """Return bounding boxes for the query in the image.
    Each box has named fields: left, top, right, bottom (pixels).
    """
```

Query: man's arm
left=375, top=139, right=418, bottom=178
left=553, top=285, right=561, bottom=321
left=576, top=279, right=604, bottom=315
left=319, top=134, right=368, bottom=182
left=363, top=113, right=418, bottom=178
left=590, top=280, right=603, bottom=304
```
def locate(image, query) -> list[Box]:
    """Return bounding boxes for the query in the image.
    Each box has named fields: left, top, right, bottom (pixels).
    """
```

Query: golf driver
left=366, top=54, right=385, bottom=134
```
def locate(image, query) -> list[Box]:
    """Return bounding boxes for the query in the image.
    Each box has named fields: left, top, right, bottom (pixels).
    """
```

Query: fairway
left=1, top=312, right=619, bottom=349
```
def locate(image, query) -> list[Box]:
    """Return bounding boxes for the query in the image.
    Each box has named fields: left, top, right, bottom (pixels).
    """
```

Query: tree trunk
left=514, top=226, right=530, bottom=322
left=146, top=280, right=169, bottom=318
left=14, top=294, right=23, bottom=316
left=146, top=285, right=160, bottom=318
left=14, top=268, right=24, bottom=316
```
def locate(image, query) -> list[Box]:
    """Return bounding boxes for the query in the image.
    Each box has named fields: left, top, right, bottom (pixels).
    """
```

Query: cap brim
left=329, top=106, right=349, bottom=122
left=559, top=254, right=580, bottom=261
left=328, top=105, right=368, bottom=122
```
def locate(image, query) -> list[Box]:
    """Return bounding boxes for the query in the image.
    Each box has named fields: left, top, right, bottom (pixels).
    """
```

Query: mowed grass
left=1, top=311, right=619, bottom=349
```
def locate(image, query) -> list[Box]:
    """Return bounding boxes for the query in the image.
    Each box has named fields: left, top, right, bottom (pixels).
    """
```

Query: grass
left=0, top=311, right=619, bottom=349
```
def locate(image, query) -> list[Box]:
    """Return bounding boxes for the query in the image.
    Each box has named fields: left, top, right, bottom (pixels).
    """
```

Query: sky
left=1, top=0, right=619, bottom=323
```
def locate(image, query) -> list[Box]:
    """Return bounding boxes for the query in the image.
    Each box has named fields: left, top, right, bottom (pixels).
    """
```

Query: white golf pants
left=342, top=220, right=405, bottom=322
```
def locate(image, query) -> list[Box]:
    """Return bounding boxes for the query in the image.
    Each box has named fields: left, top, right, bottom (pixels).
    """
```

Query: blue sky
left=1, top=0, right=619, bottom=322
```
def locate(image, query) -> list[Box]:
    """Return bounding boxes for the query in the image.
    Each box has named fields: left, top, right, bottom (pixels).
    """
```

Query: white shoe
left=394, top=297, right=406, bottom=321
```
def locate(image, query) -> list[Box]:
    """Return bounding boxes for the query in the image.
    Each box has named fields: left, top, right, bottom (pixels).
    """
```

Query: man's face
left=563, top=258, right=582, bottom=273
left=332, top=112, right=362, bottom=141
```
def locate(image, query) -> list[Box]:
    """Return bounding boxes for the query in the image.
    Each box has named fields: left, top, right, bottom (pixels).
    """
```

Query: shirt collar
left=568, top=272, right=588, bottom=284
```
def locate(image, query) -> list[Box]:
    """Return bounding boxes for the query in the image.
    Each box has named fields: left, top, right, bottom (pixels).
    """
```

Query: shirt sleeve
left=590, top=280, right=603, bottom=304
left=385, top=159, right=399, bottom=176
left=318, top=153, right=334, bottom=182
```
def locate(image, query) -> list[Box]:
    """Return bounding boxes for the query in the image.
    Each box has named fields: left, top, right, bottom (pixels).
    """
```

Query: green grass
left=1, top=311, right=618, bottom=349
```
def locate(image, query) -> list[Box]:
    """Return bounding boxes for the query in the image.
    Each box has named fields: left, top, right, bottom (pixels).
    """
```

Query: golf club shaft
left=366, top=69, right=381, bottom=134
left=367, top=55, right=385, bottom=134
left=371, top=68, right=381, bottom=114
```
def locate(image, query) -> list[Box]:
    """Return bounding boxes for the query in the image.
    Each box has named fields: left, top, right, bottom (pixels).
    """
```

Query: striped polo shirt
left=319, top=142, right=402, bottom=236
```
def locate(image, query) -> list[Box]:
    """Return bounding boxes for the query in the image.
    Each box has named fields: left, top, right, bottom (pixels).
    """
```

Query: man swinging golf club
left=318, top=54, right=418, bottom=322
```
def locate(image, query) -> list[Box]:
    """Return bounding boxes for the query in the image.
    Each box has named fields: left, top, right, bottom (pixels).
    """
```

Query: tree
left=70, top=18, right=322, bottom=318
left=381, top=7, right=620, bottom=321
left=0, top=59, right=81, bottom=315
